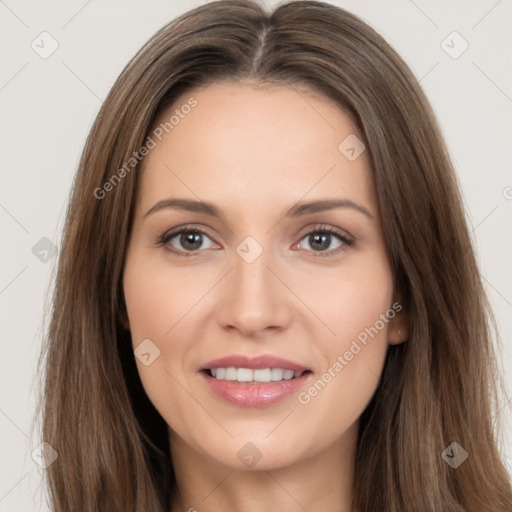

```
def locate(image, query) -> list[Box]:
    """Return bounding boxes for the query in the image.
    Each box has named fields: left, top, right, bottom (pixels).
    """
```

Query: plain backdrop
left=1, top=0, right=511, bottom=509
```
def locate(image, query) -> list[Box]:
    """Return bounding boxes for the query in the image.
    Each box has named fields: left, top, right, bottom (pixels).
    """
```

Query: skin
left=122, top=81, right=408, bottom=512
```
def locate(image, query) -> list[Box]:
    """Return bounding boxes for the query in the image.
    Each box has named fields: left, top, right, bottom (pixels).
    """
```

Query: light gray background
left=1, top=0, right=511, bottom=509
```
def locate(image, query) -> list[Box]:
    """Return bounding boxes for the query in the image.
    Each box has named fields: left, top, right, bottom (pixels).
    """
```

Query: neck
left=169, top=422, right=359, bottom=512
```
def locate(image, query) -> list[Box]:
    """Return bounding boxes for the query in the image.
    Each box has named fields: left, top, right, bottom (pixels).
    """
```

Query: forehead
left=137, top=81, right=375, bottom=218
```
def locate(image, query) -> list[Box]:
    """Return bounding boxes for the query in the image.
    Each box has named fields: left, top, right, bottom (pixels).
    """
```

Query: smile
left=199, top=354, right=313, bottom=407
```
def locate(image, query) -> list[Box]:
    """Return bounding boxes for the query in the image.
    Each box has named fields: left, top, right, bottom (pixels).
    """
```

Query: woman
left=40, top=1, right=512, bottom=510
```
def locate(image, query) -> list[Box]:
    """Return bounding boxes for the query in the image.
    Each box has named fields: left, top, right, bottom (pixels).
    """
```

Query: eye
left=295, top=226, right=353, bottom=255
left=159, top=226, right=218, bottom=255
left=158, top=224, right=353, bottom=257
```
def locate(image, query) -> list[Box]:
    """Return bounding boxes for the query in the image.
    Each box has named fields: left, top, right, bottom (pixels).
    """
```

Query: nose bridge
left=234, top=245, right=273, bottom=299
left=217, top=237, right=290, bottom=335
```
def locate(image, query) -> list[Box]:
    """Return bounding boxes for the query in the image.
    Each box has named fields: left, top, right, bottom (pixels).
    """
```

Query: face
left=122, top=81, right=407, bottom=471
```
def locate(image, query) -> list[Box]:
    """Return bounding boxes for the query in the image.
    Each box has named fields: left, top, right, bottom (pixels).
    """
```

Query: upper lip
left=200, top=354, right=310, bottom=373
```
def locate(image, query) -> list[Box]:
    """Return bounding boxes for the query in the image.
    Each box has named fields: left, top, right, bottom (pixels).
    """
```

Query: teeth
left=209, top=367, right=305, bottom=382
left=237, top=368, right=253, bottom=382
left=254, top=368, right=272, bottom=382
left=225, top=367, right=237, bottom=380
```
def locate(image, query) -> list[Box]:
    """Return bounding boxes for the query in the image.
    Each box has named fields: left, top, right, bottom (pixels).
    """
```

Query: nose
left=216, top=246, right=292, bottom=338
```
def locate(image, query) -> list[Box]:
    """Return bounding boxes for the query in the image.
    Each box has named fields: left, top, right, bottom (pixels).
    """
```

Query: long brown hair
left=39, top=1, right=512, bottom=510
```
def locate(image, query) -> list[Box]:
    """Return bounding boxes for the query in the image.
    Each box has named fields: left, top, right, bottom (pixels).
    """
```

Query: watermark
left=134, top=338, right=161, bottom=366
left=440, top=31, right=469, bottom=60
left=338, top=134, right=366, bottom=161
left=32, top=441, right=59, bottom=468
left=236, top=236, right=263, bottom=264
left=237, top=442, right=262, bottom=468
left=31, top=31, right=59, bottom=59
left=297, top=301, right=402, bottom=405
left=93, top=97, right=198, bottom=200
left=442, top=442, right=468, bottom=469
left=32, top=236, right=57, bottom=263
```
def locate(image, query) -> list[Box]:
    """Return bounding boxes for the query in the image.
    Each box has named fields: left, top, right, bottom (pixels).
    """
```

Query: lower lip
left=200, top=371, right=312, bottom=408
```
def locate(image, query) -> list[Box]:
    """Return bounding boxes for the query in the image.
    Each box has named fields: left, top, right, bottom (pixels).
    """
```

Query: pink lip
left=200, top=371, right=312, bottom=408
left=200, top=354, right=310, bottom=372
left=198, top=354, right=312, bottom=408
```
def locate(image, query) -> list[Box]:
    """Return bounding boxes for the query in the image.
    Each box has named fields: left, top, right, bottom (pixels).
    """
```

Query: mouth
left=198, top=355, right=313, bottom=408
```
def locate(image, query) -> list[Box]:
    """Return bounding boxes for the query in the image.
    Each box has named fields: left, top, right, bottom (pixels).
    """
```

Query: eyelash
left=157, top=223, right=354, bottom=258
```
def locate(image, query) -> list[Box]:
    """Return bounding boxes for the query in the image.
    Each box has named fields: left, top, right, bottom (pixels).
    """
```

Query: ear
left=387, top=294, right=409, bottom=345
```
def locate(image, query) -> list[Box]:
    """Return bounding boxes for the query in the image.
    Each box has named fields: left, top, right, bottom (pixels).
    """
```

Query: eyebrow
left=144, top=197, right=374, bottom=221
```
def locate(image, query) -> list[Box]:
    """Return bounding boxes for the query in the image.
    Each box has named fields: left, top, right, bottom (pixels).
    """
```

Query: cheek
left=123, top=269, right=204, bottom=423
left=296, top=250, right=394, bottom=347
left=122, top=254, right=196, bottom=426
left=123, top=254, right=205, bottom=341
left=295, top=254, right=393, bottom=419
left=328, top=274, right=393, bottom=346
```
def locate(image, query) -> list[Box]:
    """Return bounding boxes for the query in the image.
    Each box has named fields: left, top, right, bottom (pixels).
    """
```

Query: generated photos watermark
left=297, top=301, right=402, bottom=405
left=93, top=97, right=198, bottom=200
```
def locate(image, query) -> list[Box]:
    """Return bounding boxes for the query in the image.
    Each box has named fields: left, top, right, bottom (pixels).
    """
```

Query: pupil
left=181, top=231, right=202, bottom=250
left=310, top=233, right=330, bottom=251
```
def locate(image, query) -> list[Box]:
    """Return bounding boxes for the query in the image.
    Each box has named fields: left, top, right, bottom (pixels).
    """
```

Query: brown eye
left=179, top=231, right=204, bottom=251
left=297, top=227, right=353, bottom=255
left=307, top=232, right=335, bottom=251
left=160, top=228, right=217, bottom=254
